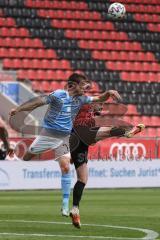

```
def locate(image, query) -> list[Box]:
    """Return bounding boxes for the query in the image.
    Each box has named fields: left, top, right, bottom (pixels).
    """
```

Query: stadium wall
left=0, top=138, right=160, bottom=190
left=0, top=160, right=160, bottom=190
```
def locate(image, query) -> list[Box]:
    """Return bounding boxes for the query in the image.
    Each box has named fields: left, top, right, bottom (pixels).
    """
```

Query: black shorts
left=69, top=126, right=99, bottom=169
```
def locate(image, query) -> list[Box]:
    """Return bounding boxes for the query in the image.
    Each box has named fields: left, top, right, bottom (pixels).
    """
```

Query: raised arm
left=91, top=90, right=122, bottom=103
left=9, top=95, right=47, bottom=117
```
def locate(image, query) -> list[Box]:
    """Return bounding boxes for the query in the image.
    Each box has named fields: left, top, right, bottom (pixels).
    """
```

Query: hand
left=9, top=108, right=18, bottom=117
left=108, top=90, right=122, bottom=102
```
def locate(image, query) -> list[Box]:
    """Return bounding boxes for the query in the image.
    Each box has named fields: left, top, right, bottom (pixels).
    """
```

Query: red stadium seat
left=151, top=63, right=160, bottom=72
left=45, top=70, right=54, bottom=80
left=120, top=51, right=128, bottom=61
left=32, top=81, right=41, bottom=91
left=141, top=116, right=151, bottom=126
left=13, top=59, right=23, bottom=68
left=51, top=81, right=61, bottom=90
left=150, top=117, right=160, bottom=127
left=157, top=128, right=160, bottom=137
left=46, top=49, right=57, bottom=59
left=17, top=69, right=25, bottom=79
left=3, top=58, right=12, bottom=68
left=26, top=48, right=37, bottom=58
left=111, top=51, right=120, bottom=60
left=37, top=70, right=46, bottom=80
left=145, top=52, right=156, bottom=61
left=27, top=69, right=36, bottom=79
left=127, top=105, right=139, bottom=115
left=121, top=72, right=130, bottom=81
left=0, top=27, right=9, bottom=36
left=131, top=116, right=141, bottom=125
left=0, top=47, right=8, bottom=57
left=41, top=81, right=51, bottom=92
left=32, top=59, right=42, bottom=69
left=147, top=128, right=157, bottom=137
left=8, top=48, right=17, bottom=58
left=148, top=73, right=157, bottom=82
left=6, top=18, right=16, bottom=27
left=40, top=59, right=50, bottom=69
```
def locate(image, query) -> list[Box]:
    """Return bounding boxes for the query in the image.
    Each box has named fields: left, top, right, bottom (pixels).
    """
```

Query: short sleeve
left=43, top=90, right=63, bottom=104
left=79, top=96, right=93, bottom=105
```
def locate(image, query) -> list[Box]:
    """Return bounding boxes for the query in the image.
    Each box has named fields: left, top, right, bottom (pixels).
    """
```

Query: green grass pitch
left=0, top=189, right=159, bottom=240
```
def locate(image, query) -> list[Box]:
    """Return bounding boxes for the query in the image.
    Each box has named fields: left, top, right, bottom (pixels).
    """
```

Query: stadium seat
left=147, top=128, right=157, bottom=137
left=0, top=47, right=8, bottom=57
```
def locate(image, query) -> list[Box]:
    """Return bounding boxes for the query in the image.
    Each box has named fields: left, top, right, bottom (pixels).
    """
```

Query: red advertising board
left=0, top=137, right=159, bottom=161
left=88, top=138, right=158, bottom=160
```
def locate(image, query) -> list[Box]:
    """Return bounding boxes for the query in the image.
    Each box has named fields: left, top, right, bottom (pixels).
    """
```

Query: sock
left=73, top=181, right=85, bottom=207
left=61, top=172, right=71, bottom=210
left=110, top=127, right=126, bottom=137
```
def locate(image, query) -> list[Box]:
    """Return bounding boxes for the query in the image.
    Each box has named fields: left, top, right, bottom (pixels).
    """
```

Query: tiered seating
left=25, top=0, right=88, bottom=10
left=0, top=0, right=159, bottom=137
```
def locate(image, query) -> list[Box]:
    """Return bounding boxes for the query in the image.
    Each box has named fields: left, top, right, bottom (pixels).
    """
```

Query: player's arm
left=93, top=103, right=103, bottom=116
left=0, top=127, right=14, bottom=155
left=91, top=90, right=122, bottom=103
left=9, top=95, right=47, bottom=117
left=0, top=127, right=9, bottom=150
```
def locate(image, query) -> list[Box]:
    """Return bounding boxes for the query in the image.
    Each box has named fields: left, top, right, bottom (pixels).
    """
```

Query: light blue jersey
left=43, top=90, right=93, bottom=134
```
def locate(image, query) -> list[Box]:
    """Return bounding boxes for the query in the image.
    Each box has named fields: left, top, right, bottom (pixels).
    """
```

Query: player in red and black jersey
left=69, top=84, right=145, bottom=228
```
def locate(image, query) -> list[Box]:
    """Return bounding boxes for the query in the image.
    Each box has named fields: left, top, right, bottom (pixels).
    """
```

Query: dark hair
left=68, top=73, right=89, bottom=84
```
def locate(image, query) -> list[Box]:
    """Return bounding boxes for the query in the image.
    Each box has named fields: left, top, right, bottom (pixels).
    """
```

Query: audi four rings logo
left=109, top=143, right=147, bottom=160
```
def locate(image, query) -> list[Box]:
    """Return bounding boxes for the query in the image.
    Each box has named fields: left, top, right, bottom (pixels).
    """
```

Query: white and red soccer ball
left=108, top=2, right=126, bottom=19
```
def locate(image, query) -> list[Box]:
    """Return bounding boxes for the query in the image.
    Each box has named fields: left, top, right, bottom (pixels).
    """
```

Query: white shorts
left=28, top=128, right=70, bottom=159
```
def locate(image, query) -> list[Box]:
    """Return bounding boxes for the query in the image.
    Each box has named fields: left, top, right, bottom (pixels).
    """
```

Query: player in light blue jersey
left=10, top=73, right=121, bottom=217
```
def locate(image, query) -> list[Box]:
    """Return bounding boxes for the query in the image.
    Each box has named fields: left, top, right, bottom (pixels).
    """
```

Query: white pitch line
left=0, top=232, right=143, bottom=239
left=0, top=219, right=159, bottom=240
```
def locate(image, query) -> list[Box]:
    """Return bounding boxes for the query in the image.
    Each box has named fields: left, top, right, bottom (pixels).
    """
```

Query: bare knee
left=58, top=154, right=70, bottom=174
left=77, top=175, right=88, bottom=185
left=60, top=162, right=70, bottom=174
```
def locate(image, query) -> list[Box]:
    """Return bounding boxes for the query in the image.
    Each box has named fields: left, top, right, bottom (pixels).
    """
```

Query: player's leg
left=69, top=132, right=89, bottom=228
left=70, top=162, right=88, bottom=228
left=124, top=124, right=145, bottom=138
left=56, top=136, right=72, bottom=217
left=95, top=126, right=126, bottom=142
left=58, top=153, right=71, bottom=217
left=22, top=133, right=56, bottom=161
left=22, top=130, right=72, bottom=217
left=23, top=151, right=36, bottom=161
left=95, top=124, right=145, bottom=142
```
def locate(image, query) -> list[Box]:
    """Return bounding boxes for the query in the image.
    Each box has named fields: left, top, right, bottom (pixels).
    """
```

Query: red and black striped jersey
left=74, top=104, right=96, bottom=127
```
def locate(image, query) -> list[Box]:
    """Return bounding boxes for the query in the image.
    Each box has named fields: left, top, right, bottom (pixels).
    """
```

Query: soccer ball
left=108, top=2, right=126, bottom=19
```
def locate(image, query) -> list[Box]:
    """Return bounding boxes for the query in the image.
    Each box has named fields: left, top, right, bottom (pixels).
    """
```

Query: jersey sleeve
left=43, top=90, right=63, bottom=104
left=79, top=96, right=93, bottom=105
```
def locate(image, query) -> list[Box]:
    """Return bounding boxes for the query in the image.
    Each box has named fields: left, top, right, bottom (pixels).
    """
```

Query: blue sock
left=61, top=172, right=71, bottom=210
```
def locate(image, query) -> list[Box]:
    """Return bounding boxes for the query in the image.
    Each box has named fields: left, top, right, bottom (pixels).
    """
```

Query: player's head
left=67, top=73, right=91, bottom=94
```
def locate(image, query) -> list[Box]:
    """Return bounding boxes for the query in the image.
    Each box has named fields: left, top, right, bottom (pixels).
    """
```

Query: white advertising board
left=0, top=160, right=160, bottom=190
